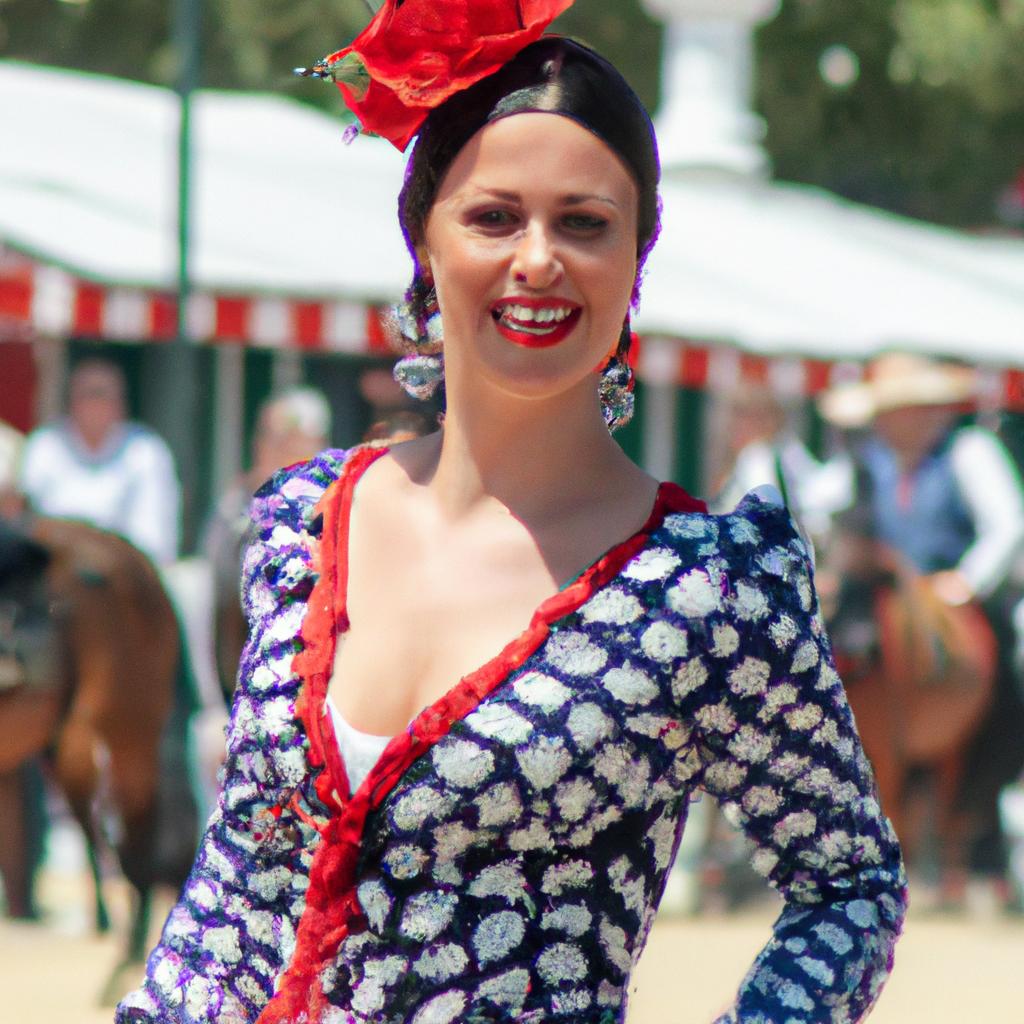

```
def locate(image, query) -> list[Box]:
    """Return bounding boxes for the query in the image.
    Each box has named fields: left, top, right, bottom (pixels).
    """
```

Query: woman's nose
left=511, top=223, right=563, bottom=289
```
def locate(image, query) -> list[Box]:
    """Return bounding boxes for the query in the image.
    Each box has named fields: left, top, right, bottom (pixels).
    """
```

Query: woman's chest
left=333, top=524, right=573, bottom=733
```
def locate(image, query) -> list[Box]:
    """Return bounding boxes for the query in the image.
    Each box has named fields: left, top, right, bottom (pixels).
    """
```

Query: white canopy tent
left=644, top=175, right=1024, bottom=362
left=2, top=59, right=1024, bottom=397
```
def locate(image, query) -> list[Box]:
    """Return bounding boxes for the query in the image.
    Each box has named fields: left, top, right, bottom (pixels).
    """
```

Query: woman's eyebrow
left=469, top=186, right=620, bottom=208
left=561, top=193, right=619, bottom=208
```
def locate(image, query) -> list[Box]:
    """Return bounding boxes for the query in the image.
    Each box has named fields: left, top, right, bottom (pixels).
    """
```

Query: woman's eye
left=562, top=213, right=608, bottom=232
left=473, top=209, right=517, bottom=228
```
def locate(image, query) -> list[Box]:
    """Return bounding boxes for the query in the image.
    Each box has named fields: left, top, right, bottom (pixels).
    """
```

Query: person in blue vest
left=821, top=352, right=1024, bottom=906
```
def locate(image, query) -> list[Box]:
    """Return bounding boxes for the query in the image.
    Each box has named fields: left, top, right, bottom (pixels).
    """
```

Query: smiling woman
left=391, top=31, right=660, bottom=429
left=116, top=4, right=907, bottom=1024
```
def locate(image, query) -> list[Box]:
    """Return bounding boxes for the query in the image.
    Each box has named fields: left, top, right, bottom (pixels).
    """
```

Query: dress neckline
left=298, top=443, right=706, bottom=813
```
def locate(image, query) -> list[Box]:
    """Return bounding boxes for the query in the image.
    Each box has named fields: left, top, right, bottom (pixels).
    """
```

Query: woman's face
left=421, top=112, right=639, bottom=409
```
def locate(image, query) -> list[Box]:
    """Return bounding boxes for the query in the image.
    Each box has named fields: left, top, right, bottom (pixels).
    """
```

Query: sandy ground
left=3, top=864, right=1022, bottom=1023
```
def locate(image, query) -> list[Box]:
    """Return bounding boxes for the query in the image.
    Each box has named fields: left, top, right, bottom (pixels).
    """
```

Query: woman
left=117, top=6, right=905, bottom=1022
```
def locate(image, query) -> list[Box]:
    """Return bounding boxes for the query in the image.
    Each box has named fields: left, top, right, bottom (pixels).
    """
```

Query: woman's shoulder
left=641, top=484, right=816, bottom=610
left=240, top=448, right=353, bottom=610
left=655, top=483, right=809, bottom=558
left=248, top=447, right=353, bottom=536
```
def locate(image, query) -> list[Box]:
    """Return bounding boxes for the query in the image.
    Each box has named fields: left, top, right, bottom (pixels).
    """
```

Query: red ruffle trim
left=256, top=447, right=705, bottom=1024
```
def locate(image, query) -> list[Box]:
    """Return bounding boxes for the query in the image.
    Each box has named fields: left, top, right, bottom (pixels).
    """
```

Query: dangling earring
left=599, top=320, right=635, bottom=432
left=392, top=274, right=444, bottom=401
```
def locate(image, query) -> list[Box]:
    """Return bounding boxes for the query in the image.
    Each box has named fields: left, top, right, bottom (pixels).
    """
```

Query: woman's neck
left=394, top=378, right=649, bottom=526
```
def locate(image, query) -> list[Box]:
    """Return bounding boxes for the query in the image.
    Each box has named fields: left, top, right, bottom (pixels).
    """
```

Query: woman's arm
left=677, top=496, right=907, bottom=1023
left=116, top=452, right=345, bottom=1023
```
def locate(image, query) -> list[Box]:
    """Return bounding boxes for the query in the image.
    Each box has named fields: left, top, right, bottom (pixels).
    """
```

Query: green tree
left=756, top=0, right=1024, bottom=226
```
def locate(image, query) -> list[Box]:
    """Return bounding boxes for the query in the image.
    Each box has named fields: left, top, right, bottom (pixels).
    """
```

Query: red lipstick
left=490, top=297, right=582, bottom=349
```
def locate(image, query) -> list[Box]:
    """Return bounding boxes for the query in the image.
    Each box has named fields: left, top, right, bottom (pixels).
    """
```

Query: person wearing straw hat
left=819, top=352, right=1024, bottom=607
left=821, top=351, right=1024, bottom=903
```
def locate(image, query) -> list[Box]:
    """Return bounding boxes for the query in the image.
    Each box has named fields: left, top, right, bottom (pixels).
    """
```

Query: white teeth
left=496, top=304, right=575, bottom=326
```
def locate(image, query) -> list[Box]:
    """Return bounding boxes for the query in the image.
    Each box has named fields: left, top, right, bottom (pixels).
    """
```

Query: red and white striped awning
left=637, top=339, right=1024, bottom=411
left=7, top=60, right=1024, bottom=394
left=4, top=251, right=1024, bottom=410
left=0, top=253, right=395, bottom=355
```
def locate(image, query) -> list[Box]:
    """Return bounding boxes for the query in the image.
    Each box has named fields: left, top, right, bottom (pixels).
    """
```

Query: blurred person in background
left=711, top=382, right=829, bottom=536
left=820, top=352, right=1024, bottom=907
left=204, top=386, right=332, bottom=699
left=19, top=358, right=181, bottom=565
left=363, top=407, right=435, bottom=444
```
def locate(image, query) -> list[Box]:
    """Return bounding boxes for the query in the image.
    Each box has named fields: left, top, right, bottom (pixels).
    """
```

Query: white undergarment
left=325, top=696, right=393, bottom=795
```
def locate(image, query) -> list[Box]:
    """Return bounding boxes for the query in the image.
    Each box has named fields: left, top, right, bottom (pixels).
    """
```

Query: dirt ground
left=3, top=865, right=1022, bottom=1023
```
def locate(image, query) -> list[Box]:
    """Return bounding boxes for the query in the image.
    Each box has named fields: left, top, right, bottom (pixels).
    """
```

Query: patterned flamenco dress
left=117, top=444, right=906, bottom=1024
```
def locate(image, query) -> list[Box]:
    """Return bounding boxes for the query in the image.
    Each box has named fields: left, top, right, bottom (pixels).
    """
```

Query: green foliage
left=756, top=0, right=1024, bottom=226
left=0, top=0, right=172, bottom=81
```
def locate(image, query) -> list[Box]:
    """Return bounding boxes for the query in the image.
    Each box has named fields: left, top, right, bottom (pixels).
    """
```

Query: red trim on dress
left=256, top=448, right=705, bottom=1024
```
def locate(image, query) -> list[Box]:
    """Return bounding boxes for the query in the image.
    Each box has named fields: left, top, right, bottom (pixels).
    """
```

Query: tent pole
left=146, top=0, right=205, bottom=553
left=175, top=0, right=199, bottom=347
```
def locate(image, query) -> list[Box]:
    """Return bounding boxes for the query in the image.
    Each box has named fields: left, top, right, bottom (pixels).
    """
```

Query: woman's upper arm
left=666, top=495, right=907, bottom=1021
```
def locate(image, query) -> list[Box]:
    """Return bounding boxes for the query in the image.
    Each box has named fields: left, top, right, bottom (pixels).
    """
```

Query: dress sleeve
left=677, top=495, right=907, bottom=1024
left=115, top=455, right=343, bottom=1023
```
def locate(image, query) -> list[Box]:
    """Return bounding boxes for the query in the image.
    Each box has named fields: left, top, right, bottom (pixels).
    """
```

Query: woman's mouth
left=490, top=301, right=582, bottom=348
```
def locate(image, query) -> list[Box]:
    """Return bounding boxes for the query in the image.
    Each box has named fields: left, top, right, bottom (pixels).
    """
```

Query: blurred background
left=1, top=0, right=1024, bottom=1020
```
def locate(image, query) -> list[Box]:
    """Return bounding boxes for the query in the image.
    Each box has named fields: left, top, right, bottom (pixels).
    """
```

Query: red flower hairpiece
left=297, top=0, right=575, bottom=150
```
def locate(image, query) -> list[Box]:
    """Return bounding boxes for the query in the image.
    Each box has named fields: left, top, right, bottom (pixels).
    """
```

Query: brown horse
left=0, top=517, right=181, bottom=984
left=820, top=530, right=997, bottom=894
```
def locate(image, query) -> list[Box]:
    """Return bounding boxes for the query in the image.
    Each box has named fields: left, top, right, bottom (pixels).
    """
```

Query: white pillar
left=640, top=337, right=680, bottom=480
left=641, top=0, right=780, bottom=175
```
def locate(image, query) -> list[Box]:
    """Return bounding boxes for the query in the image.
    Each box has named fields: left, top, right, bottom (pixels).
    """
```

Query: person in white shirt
left=712, top=383, right=829, bottom=537
left=19, top=359, right=181, bottom=565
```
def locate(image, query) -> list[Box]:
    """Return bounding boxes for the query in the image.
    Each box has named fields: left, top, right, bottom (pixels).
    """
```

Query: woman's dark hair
left=396, top=36, right=661, bottom=358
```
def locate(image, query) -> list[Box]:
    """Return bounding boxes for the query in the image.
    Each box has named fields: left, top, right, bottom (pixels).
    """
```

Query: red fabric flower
left=323, top=0, right=575, bottom=150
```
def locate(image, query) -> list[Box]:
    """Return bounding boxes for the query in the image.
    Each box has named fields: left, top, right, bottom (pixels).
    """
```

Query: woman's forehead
left=434, top=111, right=639, bottom=204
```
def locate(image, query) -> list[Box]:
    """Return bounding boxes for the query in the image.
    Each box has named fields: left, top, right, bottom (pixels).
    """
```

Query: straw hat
left=818, top=353, right=978, bottom=428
